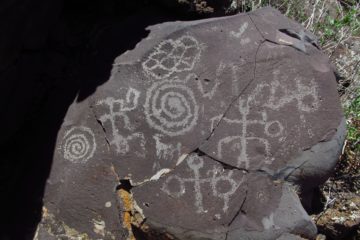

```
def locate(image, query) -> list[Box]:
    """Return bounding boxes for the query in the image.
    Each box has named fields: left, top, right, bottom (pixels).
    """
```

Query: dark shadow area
left=305, top=187, right=326, bottom=215
left=0, top=1, right=208, bottom=239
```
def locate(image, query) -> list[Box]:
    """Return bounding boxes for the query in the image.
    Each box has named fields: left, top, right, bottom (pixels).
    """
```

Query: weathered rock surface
left=35, top=7, right=345, bottom=240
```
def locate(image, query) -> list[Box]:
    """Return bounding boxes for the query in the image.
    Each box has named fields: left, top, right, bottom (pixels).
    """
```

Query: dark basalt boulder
left=35, top=7, right=345, bottom=240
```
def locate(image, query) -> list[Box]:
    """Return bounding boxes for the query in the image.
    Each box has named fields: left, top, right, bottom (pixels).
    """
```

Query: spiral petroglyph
left=142, top=35, right=203, bottom=79
left=62, top=126, right=96, bottom=163
left=145, top=78, right=199, bottom=136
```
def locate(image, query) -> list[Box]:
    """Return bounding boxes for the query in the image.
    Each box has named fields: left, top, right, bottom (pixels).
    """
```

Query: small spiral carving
left=62, top=126, right=96, bottom=163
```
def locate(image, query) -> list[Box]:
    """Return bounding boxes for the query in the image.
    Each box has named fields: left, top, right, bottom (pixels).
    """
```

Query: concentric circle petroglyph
left=62, top=126, right=96, bottom=163
left=142, top=35, right=202, bottom=79
left=145, top=79, right=199, bottom=136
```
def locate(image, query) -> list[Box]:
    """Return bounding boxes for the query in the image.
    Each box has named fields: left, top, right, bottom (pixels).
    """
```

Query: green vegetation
left=345, top=91, right=360, bottom=152
left=314, top=5, right=360, bottom=45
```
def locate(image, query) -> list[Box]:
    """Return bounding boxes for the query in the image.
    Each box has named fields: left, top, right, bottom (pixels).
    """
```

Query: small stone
left=316, top=234, right=326, bottom=240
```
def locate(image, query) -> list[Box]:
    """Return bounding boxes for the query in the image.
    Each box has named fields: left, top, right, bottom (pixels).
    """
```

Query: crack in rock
left=90, top=105, right=111, bottom=148
left=200, top=38, right=265, bottom=154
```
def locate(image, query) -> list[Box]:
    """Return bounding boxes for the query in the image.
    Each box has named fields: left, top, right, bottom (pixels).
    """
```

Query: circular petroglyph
left=211, top=175, right=239, bottom=197
left=162, top=175, right=186, bottom=198
left=145, top=79, right=199, bottom=136
left=62, top=126, right=96, bottom=163
left=142, top=35, right=202, bottom=79
left=264, top=120, right=284, bottom=137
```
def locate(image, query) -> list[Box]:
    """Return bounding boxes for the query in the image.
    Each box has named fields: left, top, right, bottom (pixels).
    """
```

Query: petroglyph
left=217, top=99, right=283, bottom=168
left=161, top=154, right=244, bottom=213
left=230, top=22, right=248, bottom=38
left=62, top=126, right=96, bottom=163
left=97, top=88, right=146, bottom=156
left=265, top=70, right=319, bottom=112
left=153, top=134, right=182, bottom=160
left=145, top=76, right=199, bottom=136
left=230, top=22, right=251, bottom=45
left=214, top=68, right=318, bottom=169
left=142, top=35, right=203, bottom=79
left=215, top=79, right=287, bottom=168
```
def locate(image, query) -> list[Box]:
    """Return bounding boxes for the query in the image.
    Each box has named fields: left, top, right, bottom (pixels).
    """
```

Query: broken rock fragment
left=36, top=7, right=345, bottom=240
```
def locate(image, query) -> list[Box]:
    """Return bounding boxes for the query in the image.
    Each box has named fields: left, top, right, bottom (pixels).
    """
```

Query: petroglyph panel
left=142, top=35, right=203, bottom=79
left=62, top=126, right=96, bottom=163
left=42, top=7, right=345, bottom=240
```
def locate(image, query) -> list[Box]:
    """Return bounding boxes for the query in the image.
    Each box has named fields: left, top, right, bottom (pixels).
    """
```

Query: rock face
left=35, top=7, right=345, bottom=240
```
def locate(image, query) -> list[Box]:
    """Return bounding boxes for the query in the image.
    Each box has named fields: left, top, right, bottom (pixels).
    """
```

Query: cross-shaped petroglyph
left=162, top=154, right=244, bottom=214
left=97, top=87, right=145, bottom=156
left=216, top=102, right=283, bottom=169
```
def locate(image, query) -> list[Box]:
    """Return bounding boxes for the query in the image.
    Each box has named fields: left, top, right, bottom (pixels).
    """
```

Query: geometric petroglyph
left=145, top=77, right=199, bottom=136
left=230, top=22, right=251, bottom=45
left=97, top=88, right=146, bottom=156
left=142, top=35, right=203, bottom=80
left=161, top=154, right=244, bottom=214
left=62, top=126, right=96, bottom=163
left=265, top=71, right=319, bottom=112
